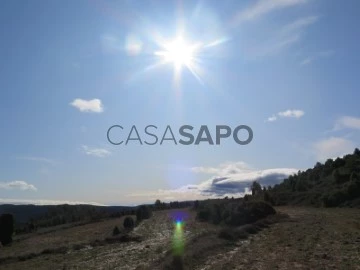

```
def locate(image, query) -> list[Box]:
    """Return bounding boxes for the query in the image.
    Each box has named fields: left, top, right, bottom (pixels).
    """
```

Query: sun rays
left=154, top=35, right=204, bottom=85
left=101, top=2, right=230, bottom=91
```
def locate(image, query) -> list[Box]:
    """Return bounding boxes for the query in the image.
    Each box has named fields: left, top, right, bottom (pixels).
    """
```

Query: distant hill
left=0, top=204, right=49, bottom=224
left=267, top=148, right=360, bottom=207
left=0, top=204, right=135, bottom=228
left=0, top=200, right=194, bottom=233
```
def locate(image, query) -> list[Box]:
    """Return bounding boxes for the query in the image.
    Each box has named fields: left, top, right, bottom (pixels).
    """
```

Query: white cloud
left=0, top=181, right=37, bottom=191
left=195, top=167, right=297, bottom=194
left=248, top=15, right=318, bottom=57
left=267, top=115, right=278, bottom=122
left=269, top=35, right=301, bottom=55
left=82, top=145, right=111, bottom=158
left=273, top=16, right=318, bottom=54
left=192, top=161, right=253, bottom=175
left=70, top=99, right=103, bottom=113
left=278, top=109, right=305, bottom=118
left=314, top=137, right=356, bottom=161
left=125, top=162, right=298, bottom=202
left=281, top=15, right=318, bottom=34
left=228, top=0, right=316, bottom=58
left=124, top=187, right=211, bottom=203
left=232, top=0, right=307, bottom=24
left=334, top=116, right=360, bottom=131
left=267, top=109, right=304, bottom=121
left=0, top=198, right=106, bottom=206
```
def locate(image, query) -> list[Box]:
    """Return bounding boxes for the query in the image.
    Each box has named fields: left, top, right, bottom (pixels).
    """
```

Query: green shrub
left=41, top=246, right=68, bottom=254
left=263, top=191, right=274, bottom=205
left=241, top=224, right=259, bottom=234
left=323, top=190, right=347, bottom=207
left=218, top=228, right=237, bottom=241
left=136, top=205, right=152, bottom=222
left=218, top=226, right=249, bottom=241
left=347, top=179, right=360, bottom=199
left=254, top=219, right=270, bottom=228
left=112, top=226, right=120, bottom=236
left=123, top=216, right=135, bottom=229
left=196, top=209, right=211, bottom=222
left=0, top=214, right=14, bottom=246
left=196, top=200, right=276, bottom=226
left=243, top=201, right=276, bottom=223
left=234, top=227, right=249, bottom=239
left=166, top=255, right=184, bottom=270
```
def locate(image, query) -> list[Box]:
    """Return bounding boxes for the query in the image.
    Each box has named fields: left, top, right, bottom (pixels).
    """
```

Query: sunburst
left=154, top=35, right=204, bottom=86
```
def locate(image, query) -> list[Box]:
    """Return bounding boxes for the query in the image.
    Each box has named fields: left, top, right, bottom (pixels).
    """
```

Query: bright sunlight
left=155, top=37, right=196, bottom=69
left=154, top=35, right=204, bottom=86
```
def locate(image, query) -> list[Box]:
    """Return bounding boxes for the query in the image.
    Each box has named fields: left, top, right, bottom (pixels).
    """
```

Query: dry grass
left=0, top=215, right=135, bottom=259
left=197, top=207, right=360, bottom=270
left=0, top=209, right=216, bottom=270
left=1, top=207, right=360, bottom=270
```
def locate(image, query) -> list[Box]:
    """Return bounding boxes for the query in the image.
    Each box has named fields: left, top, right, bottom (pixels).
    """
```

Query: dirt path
left=197, top=207, right=360, bottom=270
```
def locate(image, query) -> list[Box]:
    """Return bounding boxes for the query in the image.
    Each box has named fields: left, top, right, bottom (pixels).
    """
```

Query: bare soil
left=197, top=207, right=360, bottom=270
left=0, top=207, right=359, bottom=270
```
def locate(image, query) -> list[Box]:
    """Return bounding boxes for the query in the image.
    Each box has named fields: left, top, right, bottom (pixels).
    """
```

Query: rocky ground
left=1, top=207, right=359, bottom=270
left=198, top=207, right=360, bottom=270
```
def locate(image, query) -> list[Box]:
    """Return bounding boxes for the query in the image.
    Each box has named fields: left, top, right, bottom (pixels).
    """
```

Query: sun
left=155, top=36, right=196, bottom=69
left=154, top=35, right=203, bottom=85
left=147, top=30, right=228, bottom=87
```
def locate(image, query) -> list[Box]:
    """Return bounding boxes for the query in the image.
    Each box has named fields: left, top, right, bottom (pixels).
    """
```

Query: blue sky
left=1, top=0, right=360, bottom=205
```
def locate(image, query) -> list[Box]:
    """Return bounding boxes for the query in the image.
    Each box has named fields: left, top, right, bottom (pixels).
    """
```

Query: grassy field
left=0, top=207, right=359, bottom=269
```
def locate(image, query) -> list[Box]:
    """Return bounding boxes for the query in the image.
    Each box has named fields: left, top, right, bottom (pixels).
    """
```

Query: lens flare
left=172, top=219, right=185, bottom=256
left=170, top=210, right=189, bottom=256
left=125, top=34, right=143, bottom=56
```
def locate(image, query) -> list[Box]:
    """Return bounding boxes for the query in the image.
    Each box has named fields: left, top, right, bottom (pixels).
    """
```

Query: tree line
left=247, top=148, right=360, bottom=207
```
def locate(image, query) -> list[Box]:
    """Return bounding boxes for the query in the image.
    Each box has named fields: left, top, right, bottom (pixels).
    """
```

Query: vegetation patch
left=123, top=216, right=135, bottom=229
left=218, top=213, right=290, bottom=242
left=0, top=231, right=142, bottom=266
left=264, top=149, right=360, bottom=207
left=0, top=214, right=14, bottom=246
left=196, top=199, right=276, bottom=226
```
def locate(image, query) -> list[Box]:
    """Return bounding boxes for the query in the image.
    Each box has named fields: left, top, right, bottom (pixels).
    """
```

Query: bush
left=0, top=214, right=14, bottom=246
left=136, top=205, right=152, bottom=222
left=166, top=255, right=184, bottom=270
left=218, top=227, right=249, bottom=241
left=322, top=190, right=347, bottom=207
left=113, top=226, right=120, bottom=236
left=263, top=191, right=274, bottom=205
left=223, top=201, right=275, bottom=226
left=218, top=228, right=237, bottom=241
left=196, top=200, right=276, bottom=227
left=193, top=200, right=199, bottom=209
left=242, top=224, right=259, bottom=234
left=243, top=201, right=276, bottom=223
left=123, top=216, right=135, bottom=229
left=254, top=219, right=270, bottom=229
left=348, top=180, right=360, bottom=199
left=196, top=209, right=211, bottom=222
left=41, top=246, right=68, bottom=254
